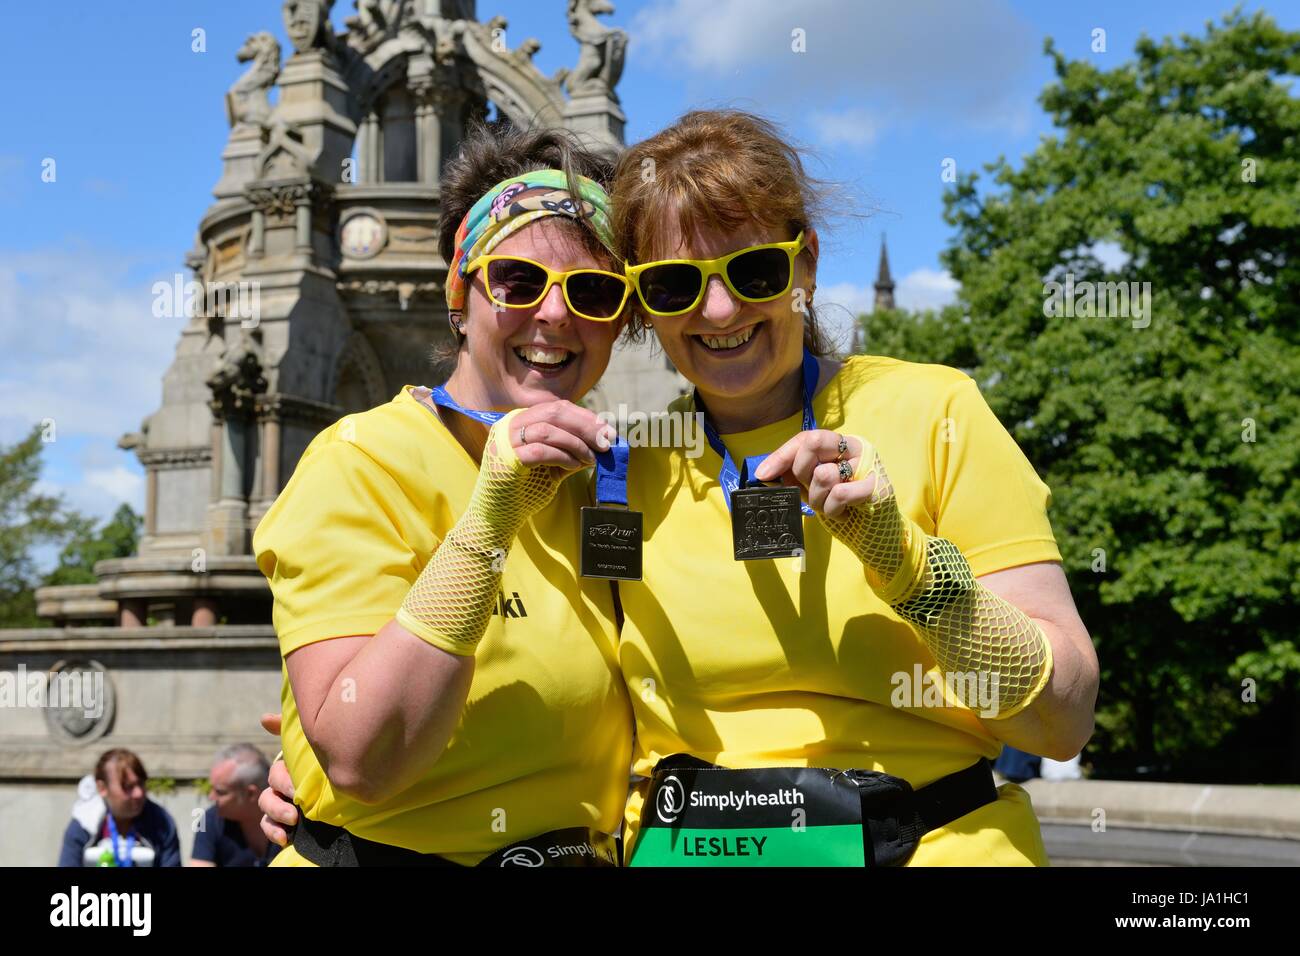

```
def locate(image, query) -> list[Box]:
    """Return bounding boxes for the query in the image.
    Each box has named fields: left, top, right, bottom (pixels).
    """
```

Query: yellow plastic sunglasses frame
left=465, top=254, right=631, bottom=323
left=624, top=232, right=807, bottom=317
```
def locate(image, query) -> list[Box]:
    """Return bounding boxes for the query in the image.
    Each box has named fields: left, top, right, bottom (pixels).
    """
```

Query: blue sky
left=0, top=0, right=1291, bottom=553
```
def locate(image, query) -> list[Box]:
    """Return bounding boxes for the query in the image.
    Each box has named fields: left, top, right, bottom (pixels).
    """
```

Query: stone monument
left=0, top=0, right=682, bottom=866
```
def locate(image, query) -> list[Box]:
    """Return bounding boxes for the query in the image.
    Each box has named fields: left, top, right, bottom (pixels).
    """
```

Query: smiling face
left=449, top=217, right=624, bottom=412
left=645, top=217, right=818, bottom=421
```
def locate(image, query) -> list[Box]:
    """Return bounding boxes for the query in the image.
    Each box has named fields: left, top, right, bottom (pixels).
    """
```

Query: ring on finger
left=838, top=460, right=854, bottom=483
left=519, top=424, right=529, bottom=445
left=835, top=434, right=849, bottom=462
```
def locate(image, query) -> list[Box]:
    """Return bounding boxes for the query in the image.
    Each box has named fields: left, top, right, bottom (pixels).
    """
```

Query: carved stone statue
left=564, top=0, right=627, bottom=97
left=344, top=0, right=405, bottom=51
left=207, top=336, right=268, bottom=419
left=225, top=33, right=281, bottom=129
left=282, top=0, right=335, bottom=55
left=255, top=117, right=315, bottom=180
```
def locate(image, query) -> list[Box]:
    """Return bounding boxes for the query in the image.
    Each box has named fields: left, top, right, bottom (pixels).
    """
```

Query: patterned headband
left=444, top=168, right=616, bottom=322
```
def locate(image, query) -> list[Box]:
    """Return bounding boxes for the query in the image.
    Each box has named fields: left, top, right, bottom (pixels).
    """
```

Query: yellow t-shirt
left=618, top=356, right=1062, bottom=865
left=253, top=385, right=633, bottom=866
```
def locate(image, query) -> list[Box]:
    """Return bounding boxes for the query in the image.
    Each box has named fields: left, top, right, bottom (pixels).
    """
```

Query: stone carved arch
left=456, top=22, right=565, bottom=129
left=345, top=33, right=427, bottom=121
left=331, top=330, right=389, bottom=414
left=343, top=20, right=565, bottom=138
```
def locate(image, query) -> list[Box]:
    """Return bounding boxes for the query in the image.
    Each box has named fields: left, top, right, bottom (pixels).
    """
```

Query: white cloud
left=0, top=243, right=179, bottom=532
left=816, top=280, right=875, bottom=352
left=809, top=108, right=880, bottom=148
left=0, top=243, right=181, bottom=446
left=631, top=0, right=1037, bottom=133
left=84, top=466, right=146, bottom=508
left=896, top=268, right=960, bottom=312
left=820, top=267, right=960, bottom=321
left=819, top=280, right=876, bottom=318
left=35, top=467, right=144, bottom=528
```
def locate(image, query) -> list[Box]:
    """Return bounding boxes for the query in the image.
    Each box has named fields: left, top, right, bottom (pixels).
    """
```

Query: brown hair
left=610, top=109, right=834, bottom=355
left=94, top=748, right=147, bottom=787
left=437, top=122, right=615, bottom=266
left=432, top=122, right=616, bottom=370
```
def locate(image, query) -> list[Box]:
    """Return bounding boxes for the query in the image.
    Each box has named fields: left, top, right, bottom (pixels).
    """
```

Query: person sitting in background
left=190, top=743, right=278, bottom=867
left=58, top=747, right=181, bottom=867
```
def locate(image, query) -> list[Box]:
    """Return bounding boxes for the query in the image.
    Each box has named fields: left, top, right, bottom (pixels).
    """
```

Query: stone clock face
left=340, top=213, right=386, bottom=259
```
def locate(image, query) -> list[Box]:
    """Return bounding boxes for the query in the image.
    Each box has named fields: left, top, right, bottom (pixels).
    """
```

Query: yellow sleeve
left=932, top=376, right=1062, bottom=577
left=254, top=439, right=431, bottom=656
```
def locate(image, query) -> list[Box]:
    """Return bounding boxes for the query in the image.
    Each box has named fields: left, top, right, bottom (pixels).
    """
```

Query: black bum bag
left=628, top=754, right=998, bottom=867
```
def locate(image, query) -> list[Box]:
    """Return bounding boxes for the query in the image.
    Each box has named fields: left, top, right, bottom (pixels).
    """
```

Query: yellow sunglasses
left=466, top=254, right=631, bottom=322
left=624, top=232, right=807, bottom=317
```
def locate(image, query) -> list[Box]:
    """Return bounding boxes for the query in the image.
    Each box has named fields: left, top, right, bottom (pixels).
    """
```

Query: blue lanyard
left=106, top=812, right=135, bottom=868
left=698, top=349, right=820, bottom=516
left=427, top=384, right=506, bottom=427
left=594, top=438, right=630, bottom=506
left=424, top=385, right=630, bottom=507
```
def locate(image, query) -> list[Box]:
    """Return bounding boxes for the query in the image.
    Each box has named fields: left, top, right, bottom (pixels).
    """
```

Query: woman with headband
left=252, top=124, right=634, bottom=866
left=258, top=111, right=1098, bottom=869
left=610, top=110, right=1098, bottom=866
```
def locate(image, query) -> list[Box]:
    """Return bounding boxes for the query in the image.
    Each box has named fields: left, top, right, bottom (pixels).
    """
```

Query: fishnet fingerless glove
left=395, top=410, right=563, bottom=656
left=819, top=442, right=1053, bottom=718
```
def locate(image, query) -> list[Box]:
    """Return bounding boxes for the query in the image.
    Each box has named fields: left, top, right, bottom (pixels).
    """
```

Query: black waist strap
left=849, top=758, right=998, bottom=866
left=291, top=815, right=460, bottom=867
left=290, top=815, right=620, bottom=868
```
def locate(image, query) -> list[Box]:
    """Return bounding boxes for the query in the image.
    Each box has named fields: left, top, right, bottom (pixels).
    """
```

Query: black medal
left=700, top=349, right=821, bottom=562
left=580, top=505, right=643, bottom=580
left=731, top=485, right=805, bottom=561
left=580, top=438, right=642, bottom=581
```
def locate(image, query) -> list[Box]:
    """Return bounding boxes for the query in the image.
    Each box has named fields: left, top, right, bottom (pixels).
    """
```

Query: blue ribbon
left=106, top=812, right=135, bottom=868
left=698, top=348, right=820, bottom=516
left=425, top=385, right=629, bottom=505
left=427, top=385, right=506, bottom=427
left=594, top=438, right=630, bottom=506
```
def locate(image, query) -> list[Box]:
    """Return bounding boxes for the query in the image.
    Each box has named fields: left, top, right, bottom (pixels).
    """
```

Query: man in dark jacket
left=58, top=748, right=181, bottom=867
left=190, top=743, right=278, bottom=867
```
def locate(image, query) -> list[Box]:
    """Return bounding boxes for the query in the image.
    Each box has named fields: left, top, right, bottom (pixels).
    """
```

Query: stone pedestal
left=562, top=91, right=626, bottom=159
left=213, top=124, right=268, bottom=200
left=273, top=50, right=357, bottom=182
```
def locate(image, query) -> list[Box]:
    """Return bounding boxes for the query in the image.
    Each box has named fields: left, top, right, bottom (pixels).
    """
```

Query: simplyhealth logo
left=656, top=775, right=686, bottom=824
left=654, top=775, right=808, bottom=824
left=50, top=887, right=151, bottom=936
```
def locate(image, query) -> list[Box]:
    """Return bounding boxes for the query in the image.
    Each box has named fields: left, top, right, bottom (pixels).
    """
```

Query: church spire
left=874, top=235, right=896, bottom=312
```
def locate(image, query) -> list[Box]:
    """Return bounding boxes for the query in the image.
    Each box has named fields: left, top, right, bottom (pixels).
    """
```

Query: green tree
left=864, top=9, right=1300, bottom=779
left=44, top=503, right=142, bottom=587
left=0, top=425, right=88, bottom=628
left=860, top=303, right=977, bottom=372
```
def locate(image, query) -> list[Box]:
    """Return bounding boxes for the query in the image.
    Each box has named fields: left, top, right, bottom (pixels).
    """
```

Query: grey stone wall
left=0, top=626, right=281, bottom=867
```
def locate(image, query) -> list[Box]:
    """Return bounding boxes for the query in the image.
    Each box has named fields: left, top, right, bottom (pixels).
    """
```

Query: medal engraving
left=580, top=506, right=643, bottom=580
left=731, top=486, right=805, bottom=561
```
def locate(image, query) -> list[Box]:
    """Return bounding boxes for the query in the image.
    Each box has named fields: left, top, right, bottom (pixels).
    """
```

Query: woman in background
left=58, top=748, right=181, bottom=867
